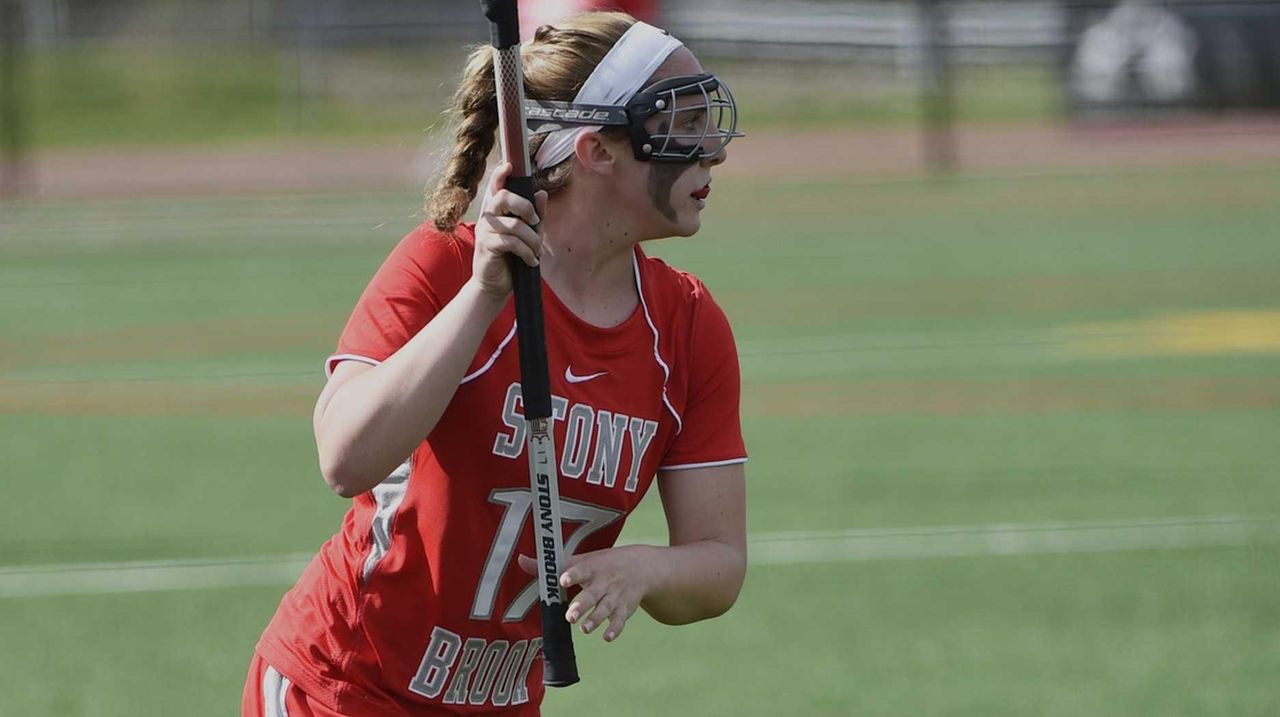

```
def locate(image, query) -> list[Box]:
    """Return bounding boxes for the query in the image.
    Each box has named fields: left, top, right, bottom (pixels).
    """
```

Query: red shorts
left=243, top=653, right=347, bottom=717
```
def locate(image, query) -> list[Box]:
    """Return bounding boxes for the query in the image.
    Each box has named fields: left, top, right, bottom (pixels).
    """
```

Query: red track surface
left=13, top=117, right=1280, bottom=200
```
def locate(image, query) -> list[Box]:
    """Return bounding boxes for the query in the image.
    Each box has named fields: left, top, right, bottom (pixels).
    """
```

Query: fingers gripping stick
left=480, top=0, right=579, bottom=688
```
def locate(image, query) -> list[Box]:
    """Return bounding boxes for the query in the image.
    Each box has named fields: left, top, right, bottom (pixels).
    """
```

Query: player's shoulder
left=635, top=250, right=739, bottom=395
left=635, top=249, right=718, bottom=310
left=398, top=220, right=476, bottom=261
left=634, top=249, right=733, bottom=344
left=378, top=220, right=476, bottom=287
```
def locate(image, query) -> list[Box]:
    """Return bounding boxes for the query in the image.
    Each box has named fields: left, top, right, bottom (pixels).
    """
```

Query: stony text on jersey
left=492, top=382, right=659, bottom=493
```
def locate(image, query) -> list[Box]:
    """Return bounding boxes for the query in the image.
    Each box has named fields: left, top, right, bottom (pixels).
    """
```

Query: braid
left=427, top=46, right=498, bottom=232
left=424, top=11, right=638, bottom=231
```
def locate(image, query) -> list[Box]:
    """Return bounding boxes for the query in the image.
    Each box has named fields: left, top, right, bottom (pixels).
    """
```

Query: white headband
left=532, top=21, right=683, bottom=170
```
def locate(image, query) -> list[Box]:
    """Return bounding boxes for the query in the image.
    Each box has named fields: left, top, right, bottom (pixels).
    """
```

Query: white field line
left=735, top=329, right=1064, bottom=357
left=747, top=515, right=1280, bottom=566
left=1, top=515, right=1277, bottom=599
left=0, top=555, right=315, bottom=600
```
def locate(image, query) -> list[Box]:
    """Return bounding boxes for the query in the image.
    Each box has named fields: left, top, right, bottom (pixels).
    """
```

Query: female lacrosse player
left=244, top=12, right=746, bottom=715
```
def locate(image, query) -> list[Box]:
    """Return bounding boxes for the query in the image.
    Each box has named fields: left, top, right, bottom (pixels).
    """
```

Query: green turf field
left=2, top=163, right=1279, bottom=715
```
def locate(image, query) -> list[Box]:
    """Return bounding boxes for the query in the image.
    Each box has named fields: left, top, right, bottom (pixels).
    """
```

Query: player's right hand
left=472, top=162, right=547, bottom=298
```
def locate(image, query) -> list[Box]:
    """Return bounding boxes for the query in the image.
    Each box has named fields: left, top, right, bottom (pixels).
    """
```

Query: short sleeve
left=659, top=292, right=748, bottom=470
left=326, top=224, right=471, bottom=376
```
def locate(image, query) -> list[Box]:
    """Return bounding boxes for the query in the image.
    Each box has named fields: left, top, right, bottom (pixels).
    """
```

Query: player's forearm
left=639, top=539, right=747, bottom=625
left=316, top=279, right=506, bottom=496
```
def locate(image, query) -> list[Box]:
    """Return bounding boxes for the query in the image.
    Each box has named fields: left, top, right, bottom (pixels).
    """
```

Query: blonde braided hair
left=426, top=12, right=637, bottom=231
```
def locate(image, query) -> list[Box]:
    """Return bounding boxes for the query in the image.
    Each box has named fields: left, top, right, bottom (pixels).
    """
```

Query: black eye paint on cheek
left=647, top=162, right=692, bottom=223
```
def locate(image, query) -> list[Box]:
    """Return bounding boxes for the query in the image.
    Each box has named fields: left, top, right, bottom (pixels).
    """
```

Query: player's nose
left=703, top=144, right=728, bottom=167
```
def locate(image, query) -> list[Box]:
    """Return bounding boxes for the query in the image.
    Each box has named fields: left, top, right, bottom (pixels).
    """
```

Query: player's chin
left=669, top=200, right=705, bottom=237
left=669, top=213, right=702, bottom=238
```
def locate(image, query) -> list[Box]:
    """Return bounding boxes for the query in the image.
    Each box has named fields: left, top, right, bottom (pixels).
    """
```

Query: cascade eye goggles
left=526, top=73, right=744, bottom=164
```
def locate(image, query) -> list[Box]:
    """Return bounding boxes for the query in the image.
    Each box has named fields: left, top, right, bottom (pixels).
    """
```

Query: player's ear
left=572, top=131, right=617, bottom=176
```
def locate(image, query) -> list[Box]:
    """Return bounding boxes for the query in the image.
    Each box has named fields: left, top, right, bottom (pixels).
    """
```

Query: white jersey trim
left=325, top=353, right=381, bottom=378
left=361, top=459, right=412, bottom=583
left=633, top=251, right=684, bottom=434
left=659, top=457, right=748, bottom=471
left=263, top=664, right=292, bottom=717
left=460, top=320, right=518, bottom=385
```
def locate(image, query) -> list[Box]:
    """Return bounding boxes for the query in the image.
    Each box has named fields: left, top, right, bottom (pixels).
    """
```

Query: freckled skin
left=646, top=161, right=694, bottom=222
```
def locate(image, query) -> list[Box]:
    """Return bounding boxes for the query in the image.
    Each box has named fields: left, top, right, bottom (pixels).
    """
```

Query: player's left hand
left=518, top=545, right=657, bottom=642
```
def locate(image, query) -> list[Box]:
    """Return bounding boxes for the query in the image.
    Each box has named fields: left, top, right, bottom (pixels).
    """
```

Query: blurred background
left=1, top=0, right=1278, bottom=714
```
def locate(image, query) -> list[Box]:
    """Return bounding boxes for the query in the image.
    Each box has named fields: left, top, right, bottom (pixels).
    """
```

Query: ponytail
left=427, top=46, right=499, bottom=232
left=424, top=12, right=637, bottom=232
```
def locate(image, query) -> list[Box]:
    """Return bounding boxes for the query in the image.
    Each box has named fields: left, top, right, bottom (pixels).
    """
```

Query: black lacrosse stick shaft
left=482, top=0, right=550, bottom=420
left=480, top=0, right=579, bottom=689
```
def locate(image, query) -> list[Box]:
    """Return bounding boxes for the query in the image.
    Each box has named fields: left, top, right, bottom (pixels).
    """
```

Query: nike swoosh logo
left=564, top=366, right=609, bottom=384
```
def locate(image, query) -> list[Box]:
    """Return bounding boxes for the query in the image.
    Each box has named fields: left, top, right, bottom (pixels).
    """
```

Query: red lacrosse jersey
left=255, top=222, right=746, bottom=715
